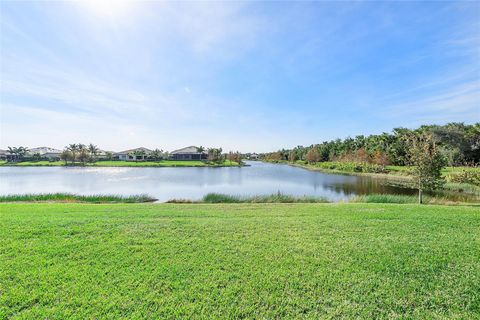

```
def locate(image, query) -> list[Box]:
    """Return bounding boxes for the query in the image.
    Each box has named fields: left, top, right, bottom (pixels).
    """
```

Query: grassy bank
left=0, top=193, right=156, bottom=203
left=0, top=160, right=241, bottom=167
left=272, top=160, right=480, bottom=194
left=1, top=203, right=479, bottom=318
left=167, top=192, right=477, bottom=205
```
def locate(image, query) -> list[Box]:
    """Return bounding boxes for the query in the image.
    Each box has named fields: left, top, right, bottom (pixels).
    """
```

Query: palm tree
left=7, top=146, right=17, bottom=162
left=7, top=146, right=29, bottom=162
left=196, top=146, right=206, bottom=161
left=78, top=148, right=89, bottom=165
left=133, top=150, right=146, bottom=161
left=67, top=144, right=79, bottom=164
left=88, top=143, right=99, bottom=163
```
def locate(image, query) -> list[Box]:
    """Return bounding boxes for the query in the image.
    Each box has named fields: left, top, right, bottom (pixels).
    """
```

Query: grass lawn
left=1, top=203, right=479, bottom=319
left=0, top=160, right=240, bottom=167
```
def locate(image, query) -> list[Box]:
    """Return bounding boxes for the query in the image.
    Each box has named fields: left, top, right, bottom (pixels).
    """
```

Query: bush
left=447, top=170, right=480, bottom=186
left=315, top=161, right=389, bottom=174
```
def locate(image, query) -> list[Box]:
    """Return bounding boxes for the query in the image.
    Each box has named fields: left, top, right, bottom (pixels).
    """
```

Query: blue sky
left=1, top=1, right=479, bottom=152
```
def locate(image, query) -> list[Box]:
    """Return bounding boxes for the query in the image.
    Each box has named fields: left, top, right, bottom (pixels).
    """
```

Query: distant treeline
left=264, top=123, right=480, bottom=166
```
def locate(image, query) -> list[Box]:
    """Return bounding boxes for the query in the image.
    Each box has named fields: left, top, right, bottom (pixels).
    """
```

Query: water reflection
left=0, top=161, right=418, bottom=201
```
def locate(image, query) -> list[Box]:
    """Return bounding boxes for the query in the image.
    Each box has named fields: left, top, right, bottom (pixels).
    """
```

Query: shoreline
left=268, top=160, right=480, bottom=196
left=0, top=160, right=246, bottom=168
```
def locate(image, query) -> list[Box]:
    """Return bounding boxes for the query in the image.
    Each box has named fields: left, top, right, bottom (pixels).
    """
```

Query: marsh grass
left=0, top=193, right=156, bottom=203
left=352, top=193, right=479, bottom=205
left=353, top=194, right=429, bottom=204
left=167, top=193, right=330, bottom=203
left=204, top=193, right=330, bottom=203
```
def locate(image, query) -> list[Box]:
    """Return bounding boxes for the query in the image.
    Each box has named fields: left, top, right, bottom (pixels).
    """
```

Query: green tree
left=207, top=148, right=223, bottom=163
left=67, top=144, right=79, bottom=164
left=76, top=144, right=87, bottom=165
left=407, top=133, right=446, bottom=204
left=32, top=152, right=42, bottom=162
left=288, top=151, right=297, bottom=162
left=7, top=146, right=29, bottom=162
left=133, top=150, right=146, bottom=161
left=88, top=144, right=99, bottom=163
left=60, top=150, right=73, bottom=165
left=305, top=148, right=321, bottom=164
left=151, top=149, right=163, bottom=162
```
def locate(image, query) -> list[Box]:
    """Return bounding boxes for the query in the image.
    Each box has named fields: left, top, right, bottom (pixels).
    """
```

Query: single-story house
left=28, top=147, right=62, bottom=160
left=170, top=146, right=207, bottom=161
left=114, top=147, right=152, bottom=161
left=0, top=149, right=7, bottom=160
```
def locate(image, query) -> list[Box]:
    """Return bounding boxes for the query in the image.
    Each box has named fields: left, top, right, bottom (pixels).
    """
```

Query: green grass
left=0, top=193, right=156, bottom=203
left=0, top=160, right=240, bottom=167
left=1, top=160, right=65, bottom=166
left=1, top=203, right=479, bottom=318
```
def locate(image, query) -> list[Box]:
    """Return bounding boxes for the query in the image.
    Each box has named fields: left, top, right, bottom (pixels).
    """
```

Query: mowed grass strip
left=0, top=160, right=240, bottom=167
left=1, top=203, right=479, bottom=319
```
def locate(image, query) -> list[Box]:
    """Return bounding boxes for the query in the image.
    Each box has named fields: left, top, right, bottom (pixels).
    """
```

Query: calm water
left=0, top=161, right=417, bottom=202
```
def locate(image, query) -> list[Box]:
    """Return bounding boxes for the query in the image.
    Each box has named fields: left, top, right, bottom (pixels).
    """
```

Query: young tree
left=227, top=151, right=242, bottom=165
left=78, top=148, right=89, bottom=165
left=60, top=150, right=72, bottom=165
left=372, top=151, right=390, bottom=166
left=407, top=133, right=446, bottom=203
left=151, top=149, right=163, bottom=162
left=288, top=151, right=297, bottom=162
left=305, top=148, right=321, bottom=164
left=207, top=148, right=223, bottom=163
left=355, top=148, right=370, bottom=163
left=32, top=152, right=42, bottom=162
left=234, top=152, right=243, bottom=166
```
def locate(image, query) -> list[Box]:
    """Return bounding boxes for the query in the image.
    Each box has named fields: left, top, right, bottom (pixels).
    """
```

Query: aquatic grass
left=351, top=193, right=480, bottom=205
left=201, top=193, right=330, bottom=203
left=444, top=182, right=480, bottom=194
left=352, top=194, right=429, bottom=204
left=0, top=193, right=157, bottom=203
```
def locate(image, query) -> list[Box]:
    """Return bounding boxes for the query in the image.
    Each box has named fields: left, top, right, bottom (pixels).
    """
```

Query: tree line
left=5, top=144, right=243, bottom=165
left=264, top=123, right=479, bottom=166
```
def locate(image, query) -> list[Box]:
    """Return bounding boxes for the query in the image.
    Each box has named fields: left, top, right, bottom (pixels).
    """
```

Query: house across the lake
left=114, top=147, right=152, bottom=161
left=170, top=146, right=207, bottom=161
left=28, top=147, right=62, bottom=160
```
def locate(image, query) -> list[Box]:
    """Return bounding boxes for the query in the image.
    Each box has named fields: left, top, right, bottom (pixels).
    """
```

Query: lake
left=0, top=161, right=417, bottom=201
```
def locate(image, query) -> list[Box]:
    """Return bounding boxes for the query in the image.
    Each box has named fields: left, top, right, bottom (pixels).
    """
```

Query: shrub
left=447, top=170, right=480, bottom=186
left=315, top=161, right=388, bottom=174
